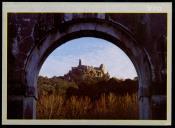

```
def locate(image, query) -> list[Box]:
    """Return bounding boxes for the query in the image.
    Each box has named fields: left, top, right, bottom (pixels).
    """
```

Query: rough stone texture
left=23, top=97, right=36, bottom=119
left=7, top=96, right=36, bottom=119
left=7, top=13, right=167, bottom=119
left=152, top=95, right=166, bottom=119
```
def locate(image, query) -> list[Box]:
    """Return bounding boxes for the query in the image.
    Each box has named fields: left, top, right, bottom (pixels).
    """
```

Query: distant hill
left=38, top=60, right=138, bottom=98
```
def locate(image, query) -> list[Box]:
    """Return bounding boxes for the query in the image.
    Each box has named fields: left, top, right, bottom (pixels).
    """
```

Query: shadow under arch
left=24, top=19, right=153, bottom=119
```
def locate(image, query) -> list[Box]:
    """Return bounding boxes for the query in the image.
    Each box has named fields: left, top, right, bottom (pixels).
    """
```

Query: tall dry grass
left=36, top=93, right=139, bottom=119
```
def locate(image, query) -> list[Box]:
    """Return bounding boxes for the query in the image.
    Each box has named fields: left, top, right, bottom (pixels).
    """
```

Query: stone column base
left=8, top=96, right=36, bottom=119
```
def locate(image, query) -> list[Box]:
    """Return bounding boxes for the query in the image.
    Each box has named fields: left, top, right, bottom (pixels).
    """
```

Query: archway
left=24, top=19, right=152, bottom=119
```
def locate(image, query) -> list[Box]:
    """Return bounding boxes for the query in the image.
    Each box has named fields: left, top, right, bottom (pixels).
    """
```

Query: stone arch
left=23, top=18, right=153, bottom=119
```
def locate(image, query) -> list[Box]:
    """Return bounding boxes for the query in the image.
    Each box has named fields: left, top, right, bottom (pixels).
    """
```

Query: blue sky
left=39, top=37, right=137, bottom=79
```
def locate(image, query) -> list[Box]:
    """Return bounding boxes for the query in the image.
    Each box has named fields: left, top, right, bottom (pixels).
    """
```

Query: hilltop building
left=64, top=59, right=110, bottom=82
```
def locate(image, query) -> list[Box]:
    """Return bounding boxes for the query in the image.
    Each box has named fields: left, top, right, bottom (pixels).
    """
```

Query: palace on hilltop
left=64, top=59, right=110, bottom=82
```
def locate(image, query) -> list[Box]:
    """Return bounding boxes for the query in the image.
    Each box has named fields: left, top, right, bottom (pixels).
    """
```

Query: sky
left=39, top=37, right=137, bottom=79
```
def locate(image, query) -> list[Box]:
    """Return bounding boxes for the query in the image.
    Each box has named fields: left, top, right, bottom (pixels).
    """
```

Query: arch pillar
left=138, top=81, right=152, bottom=119
left=7, top=75, right=37, bottom=119
left=8, top=95, right=36, bottom=119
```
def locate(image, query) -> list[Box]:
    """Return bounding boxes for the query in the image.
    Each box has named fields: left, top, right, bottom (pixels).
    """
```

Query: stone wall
left=7, top=13, right=167, bottom=119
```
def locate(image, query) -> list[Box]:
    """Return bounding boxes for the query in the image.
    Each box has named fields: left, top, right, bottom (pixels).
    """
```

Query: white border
left=2, top=2, right=172, bottom=13
left=2, top=2, right=172, bottom=125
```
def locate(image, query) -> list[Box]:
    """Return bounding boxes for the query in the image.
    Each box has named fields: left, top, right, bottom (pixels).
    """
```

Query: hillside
left=37, top=76, right=138, bottom=99
left=38, top=60, right=138, bottom=98
left=37, top=62, right=139, bottom=119
left=37, top=75, right=139, bottom=119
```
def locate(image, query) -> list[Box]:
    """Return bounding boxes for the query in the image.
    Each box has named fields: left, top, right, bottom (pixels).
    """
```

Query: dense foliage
left=37, top=76, right=138, bottom=98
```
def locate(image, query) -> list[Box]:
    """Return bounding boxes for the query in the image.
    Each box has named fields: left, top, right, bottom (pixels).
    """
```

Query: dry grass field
left=36, top=92, right=139, bottom=119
